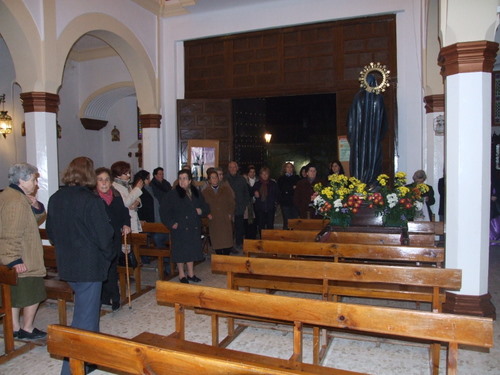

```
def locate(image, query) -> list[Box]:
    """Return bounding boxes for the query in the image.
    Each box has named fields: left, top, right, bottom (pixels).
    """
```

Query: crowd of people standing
left=0, top=155, right=441, bottom=375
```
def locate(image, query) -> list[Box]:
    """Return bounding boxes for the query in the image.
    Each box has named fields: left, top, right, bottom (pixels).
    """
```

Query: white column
left=24, top=111, right=58, bottom=207
left=445, top=71, right=490, bottom=295
left=142, top=127, right=160, bottom=172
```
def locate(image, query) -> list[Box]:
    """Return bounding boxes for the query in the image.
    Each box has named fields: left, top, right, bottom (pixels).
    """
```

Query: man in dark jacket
left=225, top=161, right=250, bottom=251
left=150, top=167, right=172, bottom=203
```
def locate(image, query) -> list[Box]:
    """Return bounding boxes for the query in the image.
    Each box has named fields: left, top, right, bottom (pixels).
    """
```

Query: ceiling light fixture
left=0, top=94, right=13, bottom=138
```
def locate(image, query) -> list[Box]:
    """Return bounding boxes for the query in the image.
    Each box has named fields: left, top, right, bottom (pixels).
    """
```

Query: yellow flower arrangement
left=312, top=174, right=367, bottom=227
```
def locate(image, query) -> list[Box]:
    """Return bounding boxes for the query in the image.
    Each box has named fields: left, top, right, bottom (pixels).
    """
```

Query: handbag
left=118, top=244, right=138, bottom=268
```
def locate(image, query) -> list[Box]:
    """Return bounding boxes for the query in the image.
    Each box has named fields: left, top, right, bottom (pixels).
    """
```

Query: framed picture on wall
left=187, top=140, right=219, bottom=181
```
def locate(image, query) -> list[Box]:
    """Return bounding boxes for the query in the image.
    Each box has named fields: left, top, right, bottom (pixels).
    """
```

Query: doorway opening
left=233, top=93, right=337, bottom=178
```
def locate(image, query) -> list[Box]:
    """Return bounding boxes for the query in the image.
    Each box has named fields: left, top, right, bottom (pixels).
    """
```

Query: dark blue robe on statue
left=347, top=74, right=388, bottom=185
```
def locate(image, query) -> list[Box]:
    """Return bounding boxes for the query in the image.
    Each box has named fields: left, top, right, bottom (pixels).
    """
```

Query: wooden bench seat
left=287, top=219, right=444, bottom=236
left=156, top=282, right=493, bottom=375
left=211, top=255, right=461, bottom=370
left=39, top=228, right=74, bottom=325
left=47, top=325, right=362, bottom=375
left=288, top=218, right=329, bottom=230
left=117, top=232, right=153, bottom=304
left=0, top=266, right=35, bottom=363
left=262, top=228, right=437, bottom=247
left=244, top=239, right=445, bottom=267
left=139, top=222, right=175, bottom=279
left=212, top=255, right=460, bottom=311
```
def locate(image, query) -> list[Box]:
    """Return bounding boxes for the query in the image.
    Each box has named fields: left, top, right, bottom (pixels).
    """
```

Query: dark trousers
left=101, top=256, right=119, bottom=305
left=281, top=205, right=299, bottom=230
left=214, top=247, right=232, bottom=255
left=61, top=281, right=102, bottom=375
left=244, top=219, right=257, bottom=239
left=257, top=209, right=275, bottom=236
left=234, top=214, right=245, bottom=247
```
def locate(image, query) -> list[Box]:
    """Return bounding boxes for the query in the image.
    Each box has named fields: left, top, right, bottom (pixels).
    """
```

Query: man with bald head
left=225, top=161, right=250, bottom=251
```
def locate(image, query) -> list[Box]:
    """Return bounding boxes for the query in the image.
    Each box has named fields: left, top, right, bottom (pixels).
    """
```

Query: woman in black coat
left=277, top=162, right=300, bottom=230
left=160, top=169, right=209, bottom=283
left=252, top=166, right=279, bottom=234
left=95, top=167, right=131, bottom=310
left=46, top=157, right=114, bottom=375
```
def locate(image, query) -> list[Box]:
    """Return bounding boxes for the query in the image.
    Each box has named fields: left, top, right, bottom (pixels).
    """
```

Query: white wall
left=0, top=36, right=26, bottom=189
left=159, top=0, right=425, bottom=182
left=56, top=55, right=138, bottom=176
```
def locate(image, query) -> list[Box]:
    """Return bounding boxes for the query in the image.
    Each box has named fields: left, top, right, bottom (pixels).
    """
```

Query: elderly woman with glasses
left=111, top=161, right=143, bottom=233
left=0, top=163, right=47, bottom=340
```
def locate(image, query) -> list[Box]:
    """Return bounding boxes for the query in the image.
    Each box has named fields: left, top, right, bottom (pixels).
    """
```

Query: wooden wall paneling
left=183, top=14, right=397, bottom=176
left=177, top=99, right=232, bottom=170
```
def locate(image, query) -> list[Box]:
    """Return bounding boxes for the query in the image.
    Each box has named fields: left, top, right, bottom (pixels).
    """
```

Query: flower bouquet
left=312, top=174, right=367, bottom=227
left=367, top=172, right=429, bottom=227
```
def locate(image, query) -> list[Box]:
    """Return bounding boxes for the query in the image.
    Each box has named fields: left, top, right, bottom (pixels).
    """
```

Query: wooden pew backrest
left=47, top=325, right=362, bottom=375
left=212, top=255, right=460, bottom=290
left=243, top=239, right=445, bottom=266
left=156, top=282, right=493, bottom=349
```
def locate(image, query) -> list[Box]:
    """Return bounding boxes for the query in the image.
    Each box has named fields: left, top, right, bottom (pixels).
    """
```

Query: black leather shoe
left=18, top=328, right=47, bottom=339
left=112, top=301, right=121, bottom=311
left=179, top=277, right=189, bottom=284
left=187, top=275, right=201, bottom=283
left=13, top=330, right=19, bottom=338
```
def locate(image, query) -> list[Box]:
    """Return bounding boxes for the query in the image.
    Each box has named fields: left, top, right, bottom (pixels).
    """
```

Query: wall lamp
left=264, top=132, right=272, bottom=143
left=0, top=94, right=13, bottom=138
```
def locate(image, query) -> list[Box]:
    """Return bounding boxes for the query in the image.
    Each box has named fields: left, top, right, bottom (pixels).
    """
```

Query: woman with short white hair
left=0, top=163, right=47, bottom=340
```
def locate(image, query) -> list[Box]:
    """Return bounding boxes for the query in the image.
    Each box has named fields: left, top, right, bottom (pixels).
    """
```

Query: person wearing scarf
left=95, top=167, right=131, bottom=311
left=110, top=161, right=143, bottom=233
left=293, top=163, right=324, bottom=219
left=252, top=167, right=279, bottom=237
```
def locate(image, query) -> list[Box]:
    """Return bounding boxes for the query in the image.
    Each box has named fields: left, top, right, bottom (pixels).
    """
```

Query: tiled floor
left=1, top=247, right=499, bottom=375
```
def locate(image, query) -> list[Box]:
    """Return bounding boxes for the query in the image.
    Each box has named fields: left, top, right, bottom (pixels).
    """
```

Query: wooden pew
left=117, top=232, right=153, bottom=304
left=262, top=228, right=436, bottom=246
left=138, top=222, right=175, bottom=279
left=288, top=219, right=444, bottom=234
left=244, top=239, right=446, bottom=267
left=0, top=266, right=35, bottom=363
left=39, top=229, right=74, bottom=325
left=156, top=282, right=493, bottom=375
left=47, top=324, right=362, bottom=375
left=287, top=218, right=329, bottom=230
left=212, top=255, right=460, bottom=311
left=211, top=255, right=461, bottom=370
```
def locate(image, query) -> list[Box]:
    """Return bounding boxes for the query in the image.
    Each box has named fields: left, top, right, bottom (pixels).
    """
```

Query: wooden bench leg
left=430, top=342, right=441, bottom=375
left=211, top=314, right=219, bottom=346
left=2, top=285, right=15, bottom=355
left=157, top=257, right=164, bottom=281
left=57, top=299, right=68, bottom=326
left=447, top=342, right=458, bottom=375
left=69, top=358, right=86, bottom=375
left=290, top=321, right=303, bottom=364
left=175, top=303, right=185, bottom=341
left=312, top=326, right=320, bottom=365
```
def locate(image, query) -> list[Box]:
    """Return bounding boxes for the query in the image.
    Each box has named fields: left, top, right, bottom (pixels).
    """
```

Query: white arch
left=57, top=13, right=158, bottom=114
left=0, top=0, right=42, bottom=91
left=79, top=82, right=136, bottom=121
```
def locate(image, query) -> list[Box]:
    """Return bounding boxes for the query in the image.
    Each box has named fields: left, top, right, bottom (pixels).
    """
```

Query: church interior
left=1, top=0, right=500, bottom=374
